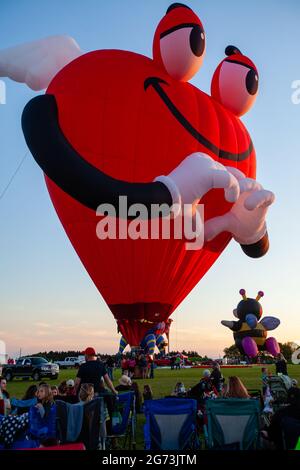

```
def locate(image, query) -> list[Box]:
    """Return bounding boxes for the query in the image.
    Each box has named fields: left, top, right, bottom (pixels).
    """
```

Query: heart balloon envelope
left=46, top=49, right=256, bottom=345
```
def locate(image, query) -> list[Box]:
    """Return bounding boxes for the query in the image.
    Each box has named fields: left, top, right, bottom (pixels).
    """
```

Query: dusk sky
left=0, top=0, right=300, bottom=358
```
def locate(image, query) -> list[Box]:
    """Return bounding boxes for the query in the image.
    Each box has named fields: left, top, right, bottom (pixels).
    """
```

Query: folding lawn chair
left=106, top=391, right=136, bottom=450
left=204, top=398, right=261, bottom=450
left=267, top=376, right=290, bottom=410
left=143, top=398, right=199, bottom=450
left=56, top=397, right=106, bottom=450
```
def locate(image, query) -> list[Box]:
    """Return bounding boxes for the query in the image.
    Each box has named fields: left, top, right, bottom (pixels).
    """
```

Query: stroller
left=267, top=375, right=291, bottom=411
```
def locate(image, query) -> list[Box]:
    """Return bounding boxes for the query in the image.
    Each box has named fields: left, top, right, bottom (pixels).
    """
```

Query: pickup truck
left=2, top=357, right=59, bottom=381
left=55, top=356, right=85, bottom=369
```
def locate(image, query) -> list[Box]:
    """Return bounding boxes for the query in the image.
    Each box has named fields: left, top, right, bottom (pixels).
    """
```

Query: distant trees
left=224, top=341, right=299, bottom=363
left=278, top=342, right=299, bottom=362
left=23, top=351, right=113, bottom=361
left=223, top=344, right=241, bottom=358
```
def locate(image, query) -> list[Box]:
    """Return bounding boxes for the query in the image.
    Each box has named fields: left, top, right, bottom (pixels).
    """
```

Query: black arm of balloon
left=240, top=234, right=269, bottom=258
left=21, top=94, right=173, bottom=216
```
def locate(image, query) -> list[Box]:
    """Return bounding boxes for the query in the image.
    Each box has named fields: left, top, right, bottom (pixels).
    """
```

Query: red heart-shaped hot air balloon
left=23, top=4, right=257, bottom=346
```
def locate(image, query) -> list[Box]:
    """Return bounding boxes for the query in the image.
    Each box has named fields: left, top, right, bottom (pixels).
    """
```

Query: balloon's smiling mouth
left=144, top=76, right=253, bottom=162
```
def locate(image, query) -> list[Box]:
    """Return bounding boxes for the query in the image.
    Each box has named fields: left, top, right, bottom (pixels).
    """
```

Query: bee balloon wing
left=0, top=35, right=82, bottom=90
left=260, top=316, right=280, bottom=331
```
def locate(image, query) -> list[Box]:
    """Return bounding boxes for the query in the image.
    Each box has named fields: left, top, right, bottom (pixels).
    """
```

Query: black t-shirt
left=211, top=369, right=222, bottom=387
left=76, top=360, right=108, bottom=393
left=276, top=360, right=288, bottom=376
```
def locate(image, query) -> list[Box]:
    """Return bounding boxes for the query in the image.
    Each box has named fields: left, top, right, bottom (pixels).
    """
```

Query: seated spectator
left=23, top=385, right=38, bottom=400
left=171, top=382, right=186, bottom=397
left=263, top=387, right=300, bottom=449
left=13, top=385, right=38, bottom=415
left=79, top=383, right=95, bottom=403
left=51, top=385, right=58, bottom=397
left=54, top=381, right=78, bottom=404
left=0, top=377, right=11, bottom=414
left=210, top=363, right=223, bottom=394
left=35, top=384, right=54, bottom=419
left=223, top=376, right=250, bottom=399
left=58, top=381, right=67, bottom=396
left=143, top=385, right=153, bottom=402
left=116, top=375, right=132, bottom=392
left=66, top=379, right=76, bottom=396
left=188, top=370, right=217, bottom=404
left=29, top=384, right=56, bottom=441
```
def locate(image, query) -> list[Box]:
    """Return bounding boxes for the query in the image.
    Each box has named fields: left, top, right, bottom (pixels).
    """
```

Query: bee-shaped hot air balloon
left=221, top=289, right=280, bottom=357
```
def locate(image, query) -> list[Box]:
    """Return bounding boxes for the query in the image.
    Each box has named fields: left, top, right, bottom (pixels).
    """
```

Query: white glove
left=204, top=176, right=275, bottom=245
left=155, top=152, right=241, bottom=209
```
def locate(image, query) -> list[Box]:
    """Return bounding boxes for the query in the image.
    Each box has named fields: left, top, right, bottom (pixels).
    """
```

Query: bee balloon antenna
left=239, top=289, right=247, bottom=300
left=256, top=291, right=264, bottom=301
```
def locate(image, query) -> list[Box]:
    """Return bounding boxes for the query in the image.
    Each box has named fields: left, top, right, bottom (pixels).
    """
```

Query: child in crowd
left=171, top=382, right=186, bottom=397
left=50, top=386, right=58, bottom=397
left=143, top=385, right=153, bottom=402
left=66, top=379, right=76, bottom=396
left=35, top=384, right=55, bottom=419
left=79, top=383, right=95, bottom=403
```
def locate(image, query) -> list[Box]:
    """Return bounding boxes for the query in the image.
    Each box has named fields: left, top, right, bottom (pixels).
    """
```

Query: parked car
left=55, top=356, right=85, bottom=369
left=2, top=357, right=59, bottom=381
left=154, top=357, right=171, bottom=367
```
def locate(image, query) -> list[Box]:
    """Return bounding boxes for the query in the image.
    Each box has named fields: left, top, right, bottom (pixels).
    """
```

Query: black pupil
left=246, top=69, right=258, bottom=95
left=189, top=25, right=205, bottom=57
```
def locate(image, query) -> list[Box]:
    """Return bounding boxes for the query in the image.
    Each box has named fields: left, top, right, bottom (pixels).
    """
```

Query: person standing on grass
left=75, top=347, right=118, bottom=396
left=275, top=353, right=288, bottom=376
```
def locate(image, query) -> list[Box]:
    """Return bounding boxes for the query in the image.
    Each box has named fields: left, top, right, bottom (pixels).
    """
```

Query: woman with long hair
left=79, top=383, right=95, bottom=403
left=223, top=376, right=250, bottom=399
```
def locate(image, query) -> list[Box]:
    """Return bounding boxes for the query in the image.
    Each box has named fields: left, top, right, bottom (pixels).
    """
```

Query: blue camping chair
left=143, top=398, right=199, bottom=450
left=204, top=398, right=261, bottom=450
left=106, top=391, right=136, bottom=450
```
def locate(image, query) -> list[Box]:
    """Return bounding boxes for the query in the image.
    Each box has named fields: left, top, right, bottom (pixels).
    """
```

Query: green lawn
left=5, top=365, right=300, bottom=449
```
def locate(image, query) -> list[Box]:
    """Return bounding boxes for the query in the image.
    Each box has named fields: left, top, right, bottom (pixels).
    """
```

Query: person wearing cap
left=66, top=379, right=76, bottom=396
left=115, top=375, right=132, bottom=392
left=188, top=369, right=217, bottom=404
left=75, top=347, right=118, bottom=396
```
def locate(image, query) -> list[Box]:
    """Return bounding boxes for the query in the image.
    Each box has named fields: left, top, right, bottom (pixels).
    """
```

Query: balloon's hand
left=221, top=320, right=235, bottom=330
left=155, top=152, right=241, bottom=209
left=204, top=177, right=275, bottom=246
left=0, top=36, right=81, bottom=90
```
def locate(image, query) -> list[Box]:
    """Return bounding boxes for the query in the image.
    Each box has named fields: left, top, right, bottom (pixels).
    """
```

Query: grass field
left=5, top=365, right=300, bottom=449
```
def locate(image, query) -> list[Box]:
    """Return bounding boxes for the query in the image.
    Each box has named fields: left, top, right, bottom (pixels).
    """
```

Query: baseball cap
left=66, top=379, right=74, bottom=387
left=82, top=347, right=96, bottom=356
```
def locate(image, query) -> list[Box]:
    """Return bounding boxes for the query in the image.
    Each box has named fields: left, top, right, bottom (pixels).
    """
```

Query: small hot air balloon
left=221, top=289, right=281, bottom=357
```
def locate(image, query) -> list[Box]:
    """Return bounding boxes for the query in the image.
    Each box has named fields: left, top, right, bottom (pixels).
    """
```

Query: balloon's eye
left=190, top=25, right=205, bottom=57
left=159, top=24, right=205, bottom=81
left=246, top=69, right=259, bottom=95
